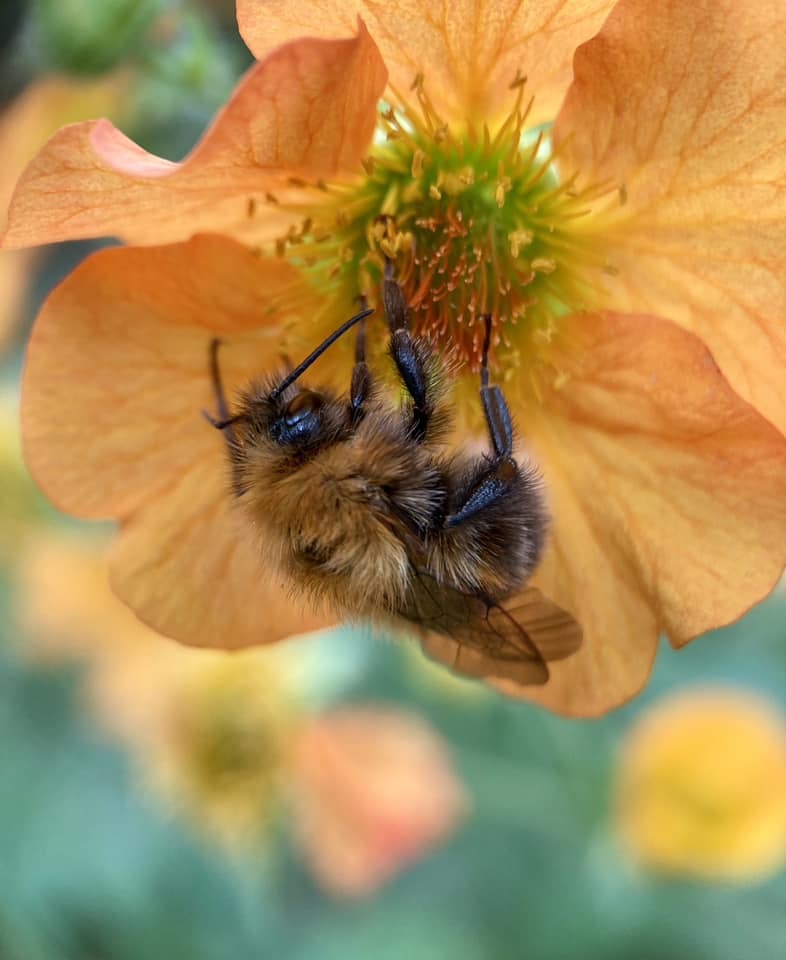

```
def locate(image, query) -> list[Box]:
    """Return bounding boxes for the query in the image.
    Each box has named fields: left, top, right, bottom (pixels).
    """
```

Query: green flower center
left=275, top=75, right=614, bottom=374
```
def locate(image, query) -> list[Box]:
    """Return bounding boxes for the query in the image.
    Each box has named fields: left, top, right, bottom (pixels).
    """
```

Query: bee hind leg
left=437, top=317, right=546, bottom=594
left=479, top=315, right=513, bottom=458
left=444, top=316, right=519, bottom=529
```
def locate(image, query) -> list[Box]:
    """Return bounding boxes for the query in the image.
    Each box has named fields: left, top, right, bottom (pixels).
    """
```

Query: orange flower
left=8, top=1, right=786, bottom=714
left=17, top=529, right=466, bottom=883
left=615, top=688, right=786, bottom=882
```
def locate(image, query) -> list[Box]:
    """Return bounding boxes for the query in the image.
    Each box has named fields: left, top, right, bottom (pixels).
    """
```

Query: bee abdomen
left=286, top=518, right=410, bottom=617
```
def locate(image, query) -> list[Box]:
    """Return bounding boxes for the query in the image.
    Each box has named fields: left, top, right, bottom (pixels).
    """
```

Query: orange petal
left=554, top=0, right=786, bottom=434
left=22, top=234, right=319, bottom=517
left=109, top=460, right=331, bottom=649
left=237, top=0, right=616, bottom=124
left=510, top=312, right=786, bottom=717
left=22, top=234, right=332, bottom=647
left=4, top=26, right=386, bottom=248
left=292, top=707, right=467, bottom=898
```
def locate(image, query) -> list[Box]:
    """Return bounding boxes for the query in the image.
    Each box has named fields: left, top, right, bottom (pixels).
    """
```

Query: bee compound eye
left=284, top=390, right=323, bottom=427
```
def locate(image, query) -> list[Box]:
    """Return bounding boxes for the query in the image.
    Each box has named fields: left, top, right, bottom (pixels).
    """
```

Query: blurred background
left=2, top=2, right=786, bottom=957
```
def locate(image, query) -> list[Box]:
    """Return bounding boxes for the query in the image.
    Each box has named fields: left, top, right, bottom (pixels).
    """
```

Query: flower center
left=273, top=74, right=615, bottom=378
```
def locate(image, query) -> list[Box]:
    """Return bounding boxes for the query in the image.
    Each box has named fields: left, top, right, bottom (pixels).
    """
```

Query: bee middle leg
left=384, top=261, right=440, bottom=443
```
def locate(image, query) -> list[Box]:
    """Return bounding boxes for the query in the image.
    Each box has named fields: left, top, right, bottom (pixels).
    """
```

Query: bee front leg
left=349, top=300, right=373, bottom=425
left=203, top=338, right=231, bottom=424
left=202, top=338, right=247, bottom=496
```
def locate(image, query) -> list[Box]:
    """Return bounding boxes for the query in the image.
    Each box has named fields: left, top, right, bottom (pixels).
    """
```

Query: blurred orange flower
left=0, top=73, right=126, bottom=353
left=18, top=530, right=467, bottom=887
left=8, top=0, right=786, bottom=714
left=615, top=688, right=786, bottom=882
left=291, top=707, right=468, bottom=898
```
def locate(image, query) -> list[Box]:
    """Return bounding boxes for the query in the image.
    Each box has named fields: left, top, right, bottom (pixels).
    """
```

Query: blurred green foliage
left=5, top=0, right=250, bottom=158
left=2, top=606, right=786, bottom=960
left=31, top=0, right=165, bottom=75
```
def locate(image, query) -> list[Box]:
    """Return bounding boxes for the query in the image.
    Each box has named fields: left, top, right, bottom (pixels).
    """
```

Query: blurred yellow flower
left=8, top=0, right=786, bottom=715
left=18, top=529, right=299, bottom=846
left=615, top=689, right=786, bottom=883
left=0, top=389, right=50, bottom=568
left=141, top=653, right=298, bottom=847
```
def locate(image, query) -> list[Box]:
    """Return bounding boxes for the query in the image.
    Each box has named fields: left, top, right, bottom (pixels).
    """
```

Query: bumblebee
left=205, top=265, right=581, bottom=686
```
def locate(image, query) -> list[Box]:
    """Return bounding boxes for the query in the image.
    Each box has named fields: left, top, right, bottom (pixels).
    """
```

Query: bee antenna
left=270, top=306, right=375, bottom=399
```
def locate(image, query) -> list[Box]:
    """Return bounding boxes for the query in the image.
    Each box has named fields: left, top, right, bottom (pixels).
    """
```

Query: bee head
left=229, top=380, right=347, bottom=461
left=207, top=307, right=374, bottom=461
left=254, top=306, right=374, bottom=453
left=269, top=387, right=325, bottom=446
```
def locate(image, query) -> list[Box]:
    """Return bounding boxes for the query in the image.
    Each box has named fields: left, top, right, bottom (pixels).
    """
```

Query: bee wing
left=400, top=571, right=582, bottom=686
